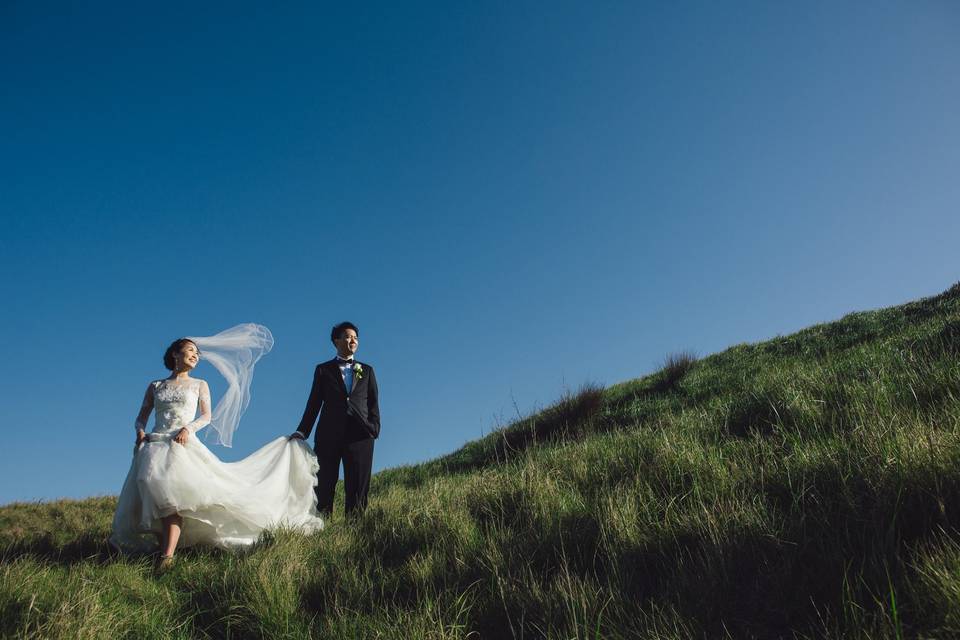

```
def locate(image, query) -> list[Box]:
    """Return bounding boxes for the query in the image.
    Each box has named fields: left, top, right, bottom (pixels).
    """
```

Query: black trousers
left=314, top=437, right=374, bottom=516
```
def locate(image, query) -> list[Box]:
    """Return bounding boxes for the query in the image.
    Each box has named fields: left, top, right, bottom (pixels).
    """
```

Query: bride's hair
left=164, top=338, right=200, bottom=370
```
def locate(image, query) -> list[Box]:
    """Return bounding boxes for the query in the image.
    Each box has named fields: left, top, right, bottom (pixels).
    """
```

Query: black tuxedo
left=296, top=358, right=380, bottom=515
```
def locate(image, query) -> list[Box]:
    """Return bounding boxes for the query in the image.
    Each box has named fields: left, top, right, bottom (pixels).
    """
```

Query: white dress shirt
left=336, top=356, right=355, bottom=394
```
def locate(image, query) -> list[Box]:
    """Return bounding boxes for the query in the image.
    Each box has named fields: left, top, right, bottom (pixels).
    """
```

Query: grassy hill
left=3, top=285, right=960, bottom=639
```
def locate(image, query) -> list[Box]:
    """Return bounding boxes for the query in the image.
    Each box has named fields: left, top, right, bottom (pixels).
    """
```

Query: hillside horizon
left=4, top=285, right=950, bottom=509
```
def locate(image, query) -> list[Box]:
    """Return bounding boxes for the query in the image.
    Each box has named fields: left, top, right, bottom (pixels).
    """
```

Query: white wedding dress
left=110, top=378, right=324, bottom=551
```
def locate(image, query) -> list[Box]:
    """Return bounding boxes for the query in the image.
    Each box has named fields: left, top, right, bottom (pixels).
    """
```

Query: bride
left=110, top=324, right=323, bottom=566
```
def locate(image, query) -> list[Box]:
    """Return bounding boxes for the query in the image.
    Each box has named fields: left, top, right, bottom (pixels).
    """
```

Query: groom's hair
left=331, top=322, right=359, bottom=342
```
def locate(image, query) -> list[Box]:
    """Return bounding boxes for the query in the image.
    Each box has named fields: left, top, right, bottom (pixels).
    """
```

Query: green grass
left=4, top=284, right=960, bottom=638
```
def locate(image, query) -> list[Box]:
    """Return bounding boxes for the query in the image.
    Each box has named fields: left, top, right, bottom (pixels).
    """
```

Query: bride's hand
left=174, top=428, right=190, bottom=445
left=134, top=429, right=146, bottom=453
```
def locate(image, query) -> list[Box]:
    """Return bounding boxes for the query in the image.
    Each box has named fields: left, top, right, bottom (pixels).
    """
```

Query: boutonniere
left=353, top=363, right=363, bottom=380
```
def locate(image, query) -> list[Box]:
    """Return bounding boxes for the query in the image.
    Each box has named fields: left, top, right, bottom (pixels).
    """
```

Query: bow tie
left=336, top=358, right=354, bottom=366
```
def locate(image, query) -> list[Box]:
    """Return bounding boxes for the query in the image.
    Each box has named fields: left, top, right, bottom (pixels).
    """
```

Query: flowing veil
left=188, top=323, right=274, bottom=447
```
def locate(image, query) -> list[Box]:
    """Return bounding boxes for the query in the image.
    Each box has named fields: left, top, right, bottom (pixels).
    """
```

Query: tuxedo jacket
left=296, top=359, right=380, bottom=445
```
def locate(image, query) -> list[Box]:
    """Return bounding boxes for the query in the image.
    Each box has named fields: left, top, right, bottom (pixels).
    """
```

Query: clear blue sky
left=1, top=2, right=958, bottom=505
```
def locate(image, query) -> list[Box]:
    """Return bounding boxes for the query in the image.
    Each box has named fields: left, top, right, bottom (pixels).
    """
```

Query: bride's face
left=176, top=342, right=201, bottom=370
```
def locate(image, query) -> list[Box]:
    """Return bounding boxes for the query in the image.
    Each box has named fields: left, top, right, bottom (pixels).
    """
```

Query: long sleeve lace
left=184, top=380, right=212, bottom=433
left=134, top=383, right=155, bottom=432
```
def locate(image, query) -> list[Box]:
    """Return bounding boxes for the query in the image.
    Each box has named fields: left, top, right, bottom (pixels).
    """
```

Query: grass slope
left=4, top=285, right=960, bottom=639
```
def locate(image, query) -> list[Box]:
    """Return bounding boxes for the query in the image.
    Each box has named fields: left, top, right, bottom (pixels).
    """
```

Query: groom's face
left=334, top=329, right=359, bottom=358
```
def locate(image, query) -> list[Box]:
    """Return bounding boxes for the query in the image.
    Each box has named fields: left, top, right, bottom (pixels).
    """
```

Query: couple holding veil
left=110, top=322, right=380, bottom=569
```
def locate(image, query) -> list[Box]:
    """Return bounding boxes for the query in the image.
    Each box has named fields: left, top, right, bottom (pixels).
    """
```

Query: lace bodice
left=135, top=378, right=212, bottom=434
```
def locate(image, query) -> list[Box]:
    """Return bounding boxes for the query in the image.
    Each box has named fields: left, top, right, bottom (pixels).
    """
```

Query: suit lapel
left=326, top=360, right=348, bottom=395
left=350, top=361, right=364, bottom=394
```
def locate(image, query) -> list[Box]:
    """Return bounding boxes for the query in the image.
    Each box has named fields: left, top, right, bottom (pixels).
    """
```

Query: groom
left=290, top=322, right=380, bottom=516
